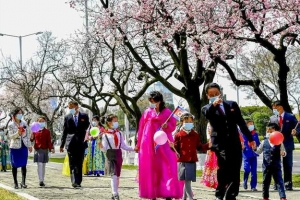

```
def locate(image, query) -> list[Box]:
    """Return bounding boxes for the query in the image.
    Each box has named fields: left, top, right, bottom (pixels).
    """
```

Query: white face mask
left=149, top=102, right=156, bottom=108
left=92, top=121, right=97, bottom=127
left=112, top=122, right=119, bottom=129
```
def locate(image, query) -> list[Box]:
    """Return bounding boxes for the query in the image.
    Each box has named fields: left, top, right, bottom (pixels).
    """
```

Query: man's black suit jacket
left=60, top=112, right=90, bottom=151
left=202, top=100, right=253, bottom=151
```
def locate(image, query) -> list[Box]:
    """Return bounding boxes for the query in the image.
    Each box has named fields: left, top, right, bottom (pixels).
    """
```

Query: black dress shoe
left=72, top=183, right=79, bottom=188
left=285, top=187, right=293, bottom=191
left=14, top=184, right=19, bottom=189
left=39, top=182, right=45, bottom=187
left=20, top=182, right=27, bottom=188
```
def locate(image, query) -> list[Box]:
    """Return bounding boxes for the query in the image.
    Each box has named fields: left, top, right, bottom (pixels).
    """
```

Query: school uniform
left=30, top=128, right=53, bottom=184
left=174, top=129, right=209, bottom=200
left=101, top=129, right=133, bottom=200
left=255, top=138, right=286, bottom=199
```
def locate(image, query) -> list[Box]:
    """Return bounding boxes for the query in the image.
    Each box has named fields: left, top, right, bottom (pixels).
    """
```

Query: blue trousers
left=243, top=156, right=257, bottom=189
left=283, top=150, right=293, bottom=187
left=263, top=166, right=286, bottom=199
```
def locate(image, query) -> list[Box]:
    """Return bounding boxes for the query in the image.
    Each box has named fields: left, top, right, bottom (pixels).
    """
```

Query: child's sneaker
left=113, top=195, right=120, bottom=200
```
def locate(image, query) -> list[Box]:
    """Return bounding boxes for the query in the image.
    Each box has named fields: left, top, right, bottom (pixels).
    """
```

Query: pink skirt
left=201, top=150, right=218, bottom=189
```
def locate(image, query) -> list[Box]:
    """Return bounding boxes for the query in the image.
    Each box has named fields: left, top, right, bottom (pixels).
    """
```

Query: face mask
left=69, top=108, right=76, bottom=115
left=266, top=132, right=271, bottom=138
left=92, top=121, right=97, bottom=127
left=16, top=114, right=23, bottom=120
left=273, top=109, right=279, bottom=116
left=149, top=103, right=156, bottom=108
left=0, top=131, right=4, bottom=135
left=248, top=125, right=255, bottom=132
left=183, top=123, right=194, bottom=131
left=112, top=122, right=119, bottom=129
left=39, top=122, right=46, bottom=129
left=209, top=96, right=218, bottom=104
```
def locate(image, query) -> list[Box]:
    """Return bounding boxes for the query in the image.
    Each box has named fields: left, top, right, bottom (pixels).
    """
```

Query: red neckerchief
left=104, top=129, right=119, bottom=146
left=251, top=130, right=256, bottom=135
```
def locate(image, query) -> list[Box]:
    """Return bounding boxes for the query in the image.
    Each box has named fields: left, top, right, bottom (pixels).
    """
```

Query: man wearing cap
left=269, top=100, right=300, bottom=190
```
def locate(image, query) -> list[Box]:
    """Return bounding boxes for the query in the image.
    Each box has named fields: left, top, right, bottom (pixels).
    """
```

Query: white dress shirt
left=101, top=129, right=133, bottom=151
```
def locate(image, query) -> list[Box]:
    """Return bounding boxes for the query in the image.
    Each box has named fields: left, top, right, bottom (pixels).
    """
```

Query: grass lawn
left=0, top=188, right=25, bottom=200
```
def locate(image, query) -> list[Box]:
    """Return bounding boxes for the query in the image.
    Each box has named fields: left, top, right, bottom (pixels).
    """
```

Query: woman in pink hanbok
left=136, top=91, right=183, bottom=200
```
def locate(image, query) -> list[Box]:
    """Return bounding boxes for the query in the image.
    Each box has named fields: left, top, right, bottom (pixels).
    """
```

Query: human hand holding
left=213, top=94, right=223, bottom=107
left=28, top=147, right=33, bottom=153
left=134, top=146, right=139, bottom=153
left=248, top=141, right=256, bottom=150
left=169, top=141, right=175, bottom=149
left=292, top=129, right=297, bottom=136
left=30, top=133, right=34, bottom=140
left=60, top=147, right=64, bottom=153
left=18, top=128, right=23, bottom=136
left=280, top=151, right=286, bottom=157
left=162, top=123, right=167, bottom=129
left=51, top=149, right=55, bottom=153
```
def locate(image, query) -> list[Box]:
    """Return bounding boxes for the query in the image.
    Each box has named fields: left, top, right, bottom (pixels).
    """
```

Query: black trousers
left=67, top=148, right=84, bottom=185
left=215, top=148, right=242, bottom=200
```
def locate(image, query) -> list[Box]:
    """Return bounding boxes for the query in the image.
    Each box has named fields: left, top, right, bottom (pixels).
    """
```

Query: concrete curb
left=0, top=183, right=39, bottom=200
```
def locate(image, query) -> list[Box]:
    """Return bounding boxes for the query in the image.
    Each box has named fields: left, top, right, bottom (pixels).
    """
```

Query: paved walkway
left=0, top=162, right=299, bottom=200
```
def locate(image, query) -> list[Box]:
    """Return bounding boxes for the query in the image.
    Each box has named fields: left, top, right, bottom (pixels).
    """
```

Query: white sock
left=42, top=163, right=46, bottom=182
left=117, top=177, right=120, bottom=187
left=37, top=162, right=46, bottom=182
left=111, top=175, right=118, bottom=196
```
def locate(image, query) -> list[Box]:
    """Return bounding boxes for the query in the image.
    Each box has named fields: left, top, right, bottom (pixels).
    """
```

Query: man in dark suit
left=202, top=83, right=256, bottom=200
left=269, top=100, right=300, bottom=190
left=60, top=101, right=90, bottom=188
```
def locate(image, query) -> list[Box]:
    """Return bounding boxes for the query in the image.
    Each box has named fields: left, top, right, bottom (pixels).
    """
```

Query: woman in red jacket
left=30, top=116, right=54, bottom=187
left=170, top=112, right=210, bottom=200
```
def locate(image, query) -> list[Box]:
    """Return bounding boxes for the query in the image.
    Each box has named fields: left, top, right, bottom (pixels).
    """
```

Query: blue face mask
left=69, top=108, right=76, bottom=115
left=149, top=103, right=156, bottom=108
left=248, top=125, right=255, bottom=132
left=92, top=121, right=97, bottom=127
left=113, top=122, right=119, bottom=129
left=16, top=114, right=23, bottom=120
left=266, top=132, right=271, bottom=138
left=39, top=122, right=46, bottom=129
left=183, top=123, right=194, bottom=131
left=273, top=109, right=279, bottom=116
left=0, top=131, right=4, bottom=135
left=209, top=96, right=218, bottom=104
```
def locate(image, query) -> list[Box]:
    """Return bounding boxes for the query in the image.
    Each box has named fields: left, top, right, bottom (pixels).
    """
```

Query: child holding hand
left=170, top=112, right=210, bottom=200
left=255, top=123, right=287, bottom=200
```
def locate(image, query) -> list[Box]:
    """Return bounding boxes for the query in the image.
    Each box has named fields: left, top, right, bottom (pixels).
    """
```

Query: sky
left=0, top=0, right=258, bottom=108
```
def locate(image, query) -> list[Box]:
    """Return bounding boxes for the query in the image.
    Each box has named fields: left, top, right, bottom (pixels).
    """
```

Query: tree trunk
left=275, top=53, right=292, bottom=112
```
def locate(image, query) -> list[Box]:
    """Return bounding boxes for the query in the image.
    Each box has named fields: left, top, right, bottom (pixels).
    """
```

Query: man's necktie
left=218, top=105, right=225, bottom=115
left=279, top=115, right=283, bottom=128
left=74, top=115, right=78, bottom=126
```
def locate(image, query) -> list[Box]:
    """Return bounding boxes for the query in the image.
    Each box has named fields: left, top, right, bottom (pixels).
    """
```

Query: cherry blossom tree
left=68, top=0, right=300, bottom=139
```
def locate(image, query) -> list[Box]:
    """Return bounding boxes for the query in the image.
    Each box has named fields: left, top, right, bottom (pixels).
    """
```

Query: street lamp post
left=0, top=32, right=43, bottom=67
